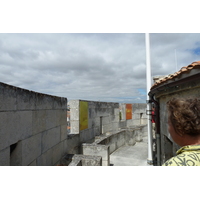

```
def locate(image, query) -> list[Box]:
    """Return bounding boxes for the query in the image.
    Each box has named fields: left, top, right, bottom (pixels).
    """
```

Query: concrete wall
left=0, top=81, right=148, bottom=166
left=0, top=82, right=68, bottom=166
left=120, top=103, right=147, bottom=127
left=154, top=78, right=200, bottom=164
left=81, top=125, right=146, bottom=166
left=69, top=100, right=120, bottom=142
left=67, top=155, right=102, bottom=166
left=69, top=100, right=147, bottom=138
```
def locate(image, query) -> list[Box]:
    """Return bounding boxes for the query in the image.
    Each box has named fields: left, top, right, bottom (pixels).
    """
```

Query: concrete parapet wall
left=68, top=155, right=102, bottom=166
left=0, top=82, right=68, bottom=166
left=0, top=81, right=148, bottom=166
left=120, top=103, right=147, bottom=126
left=81, top=125, right=147, bottom=166
left=69, top=100, right=147, bottom=143
left=69, top=100, right=120, bottom=142
left=82, top=143, right=110, bottom=166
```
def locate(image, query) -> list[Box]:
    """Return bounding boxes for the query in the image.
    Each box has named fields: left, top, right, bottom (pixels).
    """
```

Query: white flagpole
left=145, top=33, right=153, bottom=165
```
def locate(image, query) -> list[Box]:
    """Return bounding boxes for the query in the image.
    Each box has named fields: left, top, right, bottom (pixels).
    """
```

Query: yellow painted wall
left=79, top=101, right=88, bottom=131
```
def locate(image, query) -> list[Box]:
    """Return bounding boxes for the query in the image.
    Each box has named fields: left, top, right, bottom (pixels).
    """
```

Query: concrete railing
left=60, top=154, right=102, bottom=166
left=67, top=125, right=147, bottom=166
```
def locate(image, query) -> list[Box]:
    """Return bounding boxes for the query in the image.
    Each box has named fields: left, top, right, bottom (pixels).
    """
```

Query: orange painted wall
left=126, top=104, right=132, bottom=120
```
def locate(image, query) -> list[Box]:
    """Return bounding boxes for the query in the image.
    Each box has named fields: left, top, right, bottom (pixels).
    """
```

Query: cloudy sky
left=0, top=33, right=200, bottom=103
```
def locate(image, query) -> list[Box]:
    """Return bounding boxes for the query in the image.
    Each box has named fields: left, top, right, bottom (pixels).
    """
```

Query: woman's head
left=167, top=97, right=200, bottom=145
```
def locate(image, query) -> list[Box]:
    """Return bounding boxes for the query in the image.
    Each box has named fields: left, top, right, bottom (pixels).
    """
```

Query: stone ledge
left=61, top=154, right=102, bottom=166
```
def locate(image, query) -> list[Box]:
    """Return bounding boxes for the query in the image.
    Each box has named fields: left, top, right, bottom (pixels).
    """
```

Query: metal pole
left=145, top=33, right=153, bottom=165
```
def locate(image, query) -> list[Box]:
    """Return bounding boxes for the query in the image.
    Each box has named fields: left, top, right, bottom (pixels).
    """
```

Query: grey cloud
left=1, top=33, right=200, bottom=103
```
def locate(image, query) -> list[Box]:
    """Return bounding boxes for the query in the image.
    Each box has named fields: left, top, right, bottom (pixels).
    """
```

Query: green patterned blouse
left=163, top=145, right=200, bottom=166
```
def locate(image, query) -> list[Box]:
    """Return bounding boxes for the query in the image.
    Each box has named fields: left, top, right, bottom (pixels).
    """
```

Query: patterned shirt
left=162, top=145, right=200, bottom=166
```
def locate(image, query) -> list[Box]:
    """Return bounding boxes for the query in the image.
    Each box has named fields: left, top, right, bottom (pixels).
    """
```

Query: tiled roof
left=151, top=61, right=200, bottom=90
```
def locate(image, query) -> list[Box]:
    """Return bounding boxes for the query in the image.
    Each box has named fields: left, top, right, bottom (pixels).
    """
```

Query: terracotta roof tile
left=151, top=61, right=200, bottom=90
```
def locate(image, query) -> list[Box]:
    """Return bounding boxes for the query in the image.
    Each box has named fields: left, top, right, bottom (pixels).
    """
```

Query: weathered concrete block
left=93, top=126, right=100, bottom=136
left=21, top=133, right=42, bottom=165
left=81, top=155, right=102, bottom=166
left=35, top=95, right=54, bottom=110
left=133, top=113, right=141, bottom=120
left=125, top=129, right=136, bottom=145
left=60, top=125, right=68, bottom=141
left=17, top=111, right=33, bottom=140
left=58, top=109, right=67, bottom=125
left=102, top=116, right=111, bottom=125
left=69, top=100, right=79, bottom=109
left=10, top=140, right=22, bottom=166
left=52, top=142, right=64, bottom=165
left=113, top=114, right=120, bottom=122
left=0, top=111, right=32, bottom=151
left=88, top=101, right=96, bottom=108
left=80, top=128, right=95, bottom=143
left=28, top=160, right=37, bottom=166
left=102, top=123, right=112, bottom=133
left=53, top=98, right=62, bottom=109
left=141, top=118, right=147, bottom=125
left=142, top=125, right=147, bottom=135
left=16, top=89, right=36, bottom=110
left=132, top=119, right=141, bottom=126
left=70, top=155, right=102, bottom=166
left=135, top=129, right=143, bottom=142
left=0, top=147, right=10, bottom=166
left=88, top=118, right=95, bottom=129
left=68, top=158, right=82, bottom=166
left=82, top=144, right=110, bottom=166
left=64, top=134, right=80, bottom=154
left=62, top=139, right=68, bottom=153
left=0, top=83, right=17, bottom=111
left=32, top=110, right=46, bottom=135
left=119, top=120, right=127, bottom=129
left=109, top=140, right=116, bottom=154
left=53, top=97, right=67, bottom=109
left=70, top=120, right=79, bottom=134
left=54, top=109, right=66, bottom=127
left=37, top=148, right=53, bottom=166
left=102, top=160, right=108, bottom=166
left=94, top=117, right=101, bottom=127
left=69, top=108, right=79, bottom=121
left=60, top=97, right=68, bottom=109
left=112, top=122, right=119, bottom=132
left=45, top=110, right=58, bottom=130
left=132, top=103, right=146, bottom=113
left=0, top=112, right=11, bottom=150
left=116, top=131, right=125, bottom=148
left=127, top=119, right=134, bottom=127
left=120, top=104, right=126, bottom=120
left=89, top=108, right=97, bottom=119
left=114, top=108, right=119, bottom=116
left=41, top=127, right=61, bottom=153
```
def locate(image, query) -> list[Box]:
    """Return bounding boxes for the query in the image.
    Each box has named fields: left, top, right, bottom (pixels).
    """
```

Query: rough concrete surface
left=110, top=134, right=152, bottom=166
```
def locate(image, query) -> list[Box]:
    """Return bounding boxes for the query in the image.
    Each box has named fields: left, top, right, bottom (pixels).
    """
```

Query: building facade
left=149, top=61, right=200, bottom=165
